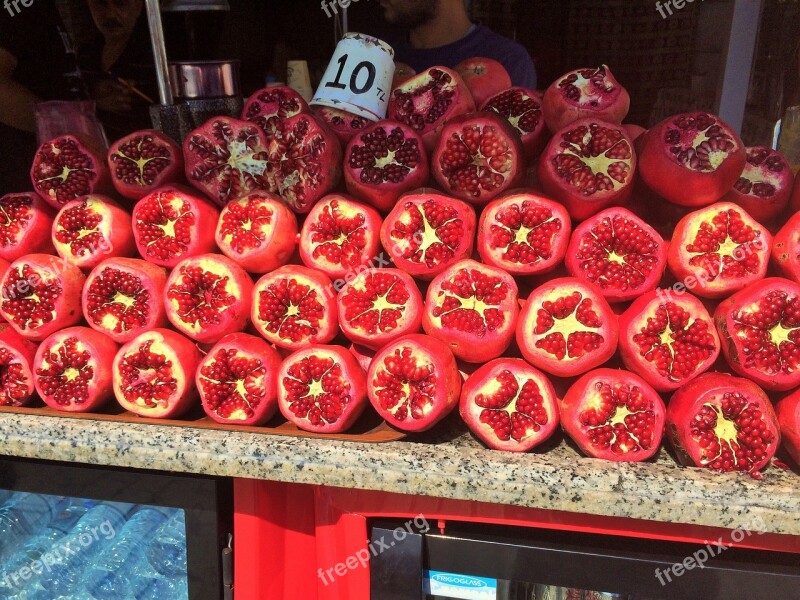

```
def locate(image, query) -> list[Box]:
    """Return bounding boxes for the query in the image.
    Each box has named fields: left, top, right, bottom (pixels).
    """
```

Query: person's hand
left=92, top=79, right=133, bottom=113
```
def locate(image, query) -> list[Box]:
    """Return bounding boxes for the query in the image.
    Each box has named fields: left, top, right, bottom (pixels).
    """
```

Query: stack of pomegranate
left=2, top=58, right=800, bottom=478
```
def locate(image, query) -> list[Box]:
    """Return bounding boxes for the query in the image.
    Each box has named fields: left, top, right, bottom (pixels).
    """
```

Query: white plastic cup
left=311, top=33, right=395, bottom=121
left=287, top=60, right=313, bottom=102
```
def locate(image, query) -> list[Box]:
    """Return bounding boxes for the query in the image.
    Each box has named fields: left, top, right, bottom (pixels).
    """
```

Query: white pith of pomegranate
left=481, top=87, right=548, bottom=160
left=82, top=257, right=167, bottom=344
left=313, top=106, right=371, bottom=146
left=423, top=259, right=519, bottom=363
left=299, top=195, right=382, bottom=280
left=477, top=193, right=571, bottom=275
left=196, top=332, right=282, bottom=426
left=107, top=129, right=184, bottom=201
left=0, top=323, right=36, bottom=407
left=454, top=57, right=512, bottom=110
left=565, top=207, right=667, bottom=303
left=337, top=268, right=423, bottom=350
left=724, top=146, right=794, bottom=222
left=380, top=190, right=476, bottom=280
left=0, top=193, right=56, bottom=261
left=460, top=358, right=559, bottom=452
left=561, top=368, right=665, bottom=462
left=113, top=328, right=200, bottom=419
left=164, top=254, right=254, bottom=345
left=214, top=191, right=298, bottom=273
left=251, top=265, right=337, bottom=350
left=277, top=345, right=368, bottom=434
left=367, top=334, right=461, bottom=432
left=542, top=65, right=630, bottom=132
left=241, top=86, right=310, bottom=141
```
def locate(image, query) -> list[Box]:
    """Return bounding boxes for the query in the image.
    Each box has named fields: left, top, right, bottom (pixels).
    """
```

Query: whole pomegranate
left=454, top=57, right=512, bottom=109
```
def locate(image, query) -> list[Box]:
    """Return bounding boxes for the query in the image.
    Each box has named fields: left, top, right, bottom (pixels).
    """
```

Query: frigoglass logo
left=431, top=573, right=488, bottom=588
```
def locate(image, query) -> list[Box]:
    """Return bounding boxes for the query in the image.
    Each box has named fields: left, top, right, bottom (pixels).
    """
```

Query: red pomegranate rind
left=619, top=290, right=720, bottom=392
left=299, top=195, right=382, bottom=280
left=542, top=65, right=630, bottom=133
left=638, top=112, right=746, bottom=207
left=313, top=106, right=371, bottom=146
left=183, top=117, right=270, bottom=206
left=277, top=345, right=368, bottom=433
left=432, top=112, right=525, bottom=204
left=460, top=358, right=559, bottom=452
left=34, top=327, right=118, bottom=412
left=52, top=195, right=136, bottom=269
left=776, top=390, right=800, bottom=465
left=338, top=268, right=423, bottom=350
left=215, top=191, right=298, bottom=273
left=251, top=265, right=337, bottom=350
left=387, top=66, right=476, bottom=151
left=112, top=328, right=200, bottom=419
left=266, top=113, right=343, bottom=214
left=0, top=254, right=85, bottom=341
left=30, top=134, right=112, bottom=209
left=381, top=190, right=477, bottom=280
left=196, top=332, right=282, bottom=426
left=622, top=123, right=646, bottom=141
left=667, top=372, right=780, bottom=473
left=538, top=118, right=637, bottom=221
left=723, top=146, right=793, bottom=223
left=714, top=277, right=800, bottom=392
left=565, top=207, right=667, bottom=303
left=0, top=193, right=56, bottom=261
left=454, top=57, right=512, bottom=109
left=132, top=185, right=220, bottom=268
left=241, top=86, right=310, bottom=141
left=165, top=254, right=254, bottom=344
left=343, top=120, right=430, bottom=212
left=561, top=368, right=665, bottom=462
left=82, top=257, right=168, bottom=344
left=481, top=87, right=548, bottom=160
left=773, top=210, right=800, bottom=283
left=392, top=62, right=416, bottom=87
left=423, top=259, right=519, bottom=363
left=367, top=333, right=461, bottom=432
left=516, top=277, right=618, bottom=377
left=0, top=323, right=36, bottom=407
left=477, top=193, right=571, bottom=275
left=668, top=202, right=771, bottom=299
left=107, top=129, right=184, bottom=201
left=349, top=343, right=376, bottom=373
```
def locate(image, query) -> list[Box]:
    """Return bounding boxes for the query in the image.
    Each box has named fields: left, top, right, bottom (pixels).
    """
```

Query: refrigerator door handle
left=222, top=532, right=233, bottom=600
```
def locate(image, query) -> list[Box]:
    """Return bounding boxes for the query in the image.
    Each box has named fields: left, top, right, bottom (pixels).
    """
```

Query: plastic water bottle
left=146, top=511, right=187, bottom=578
left=0, top=493, right=69, bottom=560
left=0, top=489, right=11, bottom=506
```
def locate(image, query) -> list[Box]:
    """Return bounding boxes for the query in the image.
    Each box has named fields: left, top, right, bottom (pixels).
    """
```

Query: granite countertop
left=0, top=411, right=798, bottom=537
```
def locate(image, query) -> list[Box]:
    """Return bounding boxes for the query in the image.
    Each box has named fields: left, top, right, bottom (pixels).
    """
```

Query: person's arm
left=0, top=47, right=38, bottom=133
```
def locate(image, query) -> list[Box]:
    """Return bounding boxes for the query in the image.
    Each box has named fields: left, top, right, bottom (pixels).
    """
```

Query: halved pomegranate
left=565, top=207, right=667, bottom=303
left=668, top=202, right=771, bottom=299
left=30, top=134, right=112, bottom=209
left=538, top=118, right=637, bottom=221
left=714, top=277, right=800, bottom=391
left=112, top=328, right=200, bottom=419
left=107, top=129, right=184, bottom=201
left=0, top=323, right=37, bottom=407
left=667, top=372, right=780, bottom=474
left=367, top=333, right=461, bottom=432
left=52, top=195, right=135, bottom=269
left=481, top=87, right=548, bottom=160
left=638, top=112, right=746, bottom=207
left=164, top=254, right=254, bottom=344
left=387, top=66, right=476, bottom=151
left=0, top=192, right=56, bottom=261
left=772, top=210, right=800, bottom=283
left=132, top=185, right=220, bottom=268
left=338, top=268, right=422, bottom=350
left=343, top=120, right=429, bottom=212
left=561, top=368, right=665, bottom=462
left=460, top=358, right=559, bottom=452
left=82, top=257, right=168, bottom=344
left=214, top=191, right=298, bottom=273
left=423, top=259, right=519, bottom=363
left=196, top=332, right=282, bottom=426
left=0, top=254, right=85, bottom=340
left=776, top=390, right=800, bottom=465
left=432, top=113, right=525, bottom=204
left=251, top=265, right=337, bottom=350
left=277, top=344, right=368, bottom=433
left=183, top=116, right=270, bottom=206
left=477, top=192, right=571, bottom=275
left=241, top=85, right=310, bottom=141
left=34, top=327, right=118, bottom=412
left=298, top=195, right=382, bottom=280
left=723, top=146, right=794, bottom=222
left=619, top=290, right=720, bottom=392
left=454, top=57, right=511, bottom=109
left=380, top=190, right=476, bottom=280
left=542, top=65, right=630, bottom=132
left=265, top=113, right=342, bottom=214
left=312, top=106, right=371, bottom=147
left=516, top=277, right=617, bottom=378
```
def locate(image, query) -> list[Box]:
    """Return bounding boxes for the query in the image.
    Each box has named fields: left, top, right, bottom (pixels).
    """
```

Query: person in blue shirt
left=379, top=0, right=537, bottom=89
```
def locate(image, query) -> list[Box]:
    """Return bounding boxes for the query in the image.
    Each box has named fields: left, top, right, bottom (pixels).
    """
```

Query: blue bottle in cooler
left=146, top=511, right=188, bottom=578
left=0, top=493, right=69, bottom=560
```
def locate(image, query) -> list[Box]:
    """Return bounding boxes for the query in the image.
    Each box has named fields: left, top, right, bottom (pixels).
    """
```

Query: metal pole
left=343, top=5, right=348, bottom=35
left=144, top=0, right=174, bottom=105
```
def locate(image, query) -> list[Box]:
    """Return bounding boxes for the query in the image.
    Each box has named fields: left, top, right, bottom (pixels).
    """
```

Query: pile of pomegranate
left=3, top=58, right=800, bottom=478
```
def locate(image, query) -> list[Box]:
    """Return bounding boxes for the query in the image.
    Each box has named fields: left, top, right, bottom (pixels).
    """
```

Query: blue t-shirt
left=389, top=24, right=537, bottom=90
